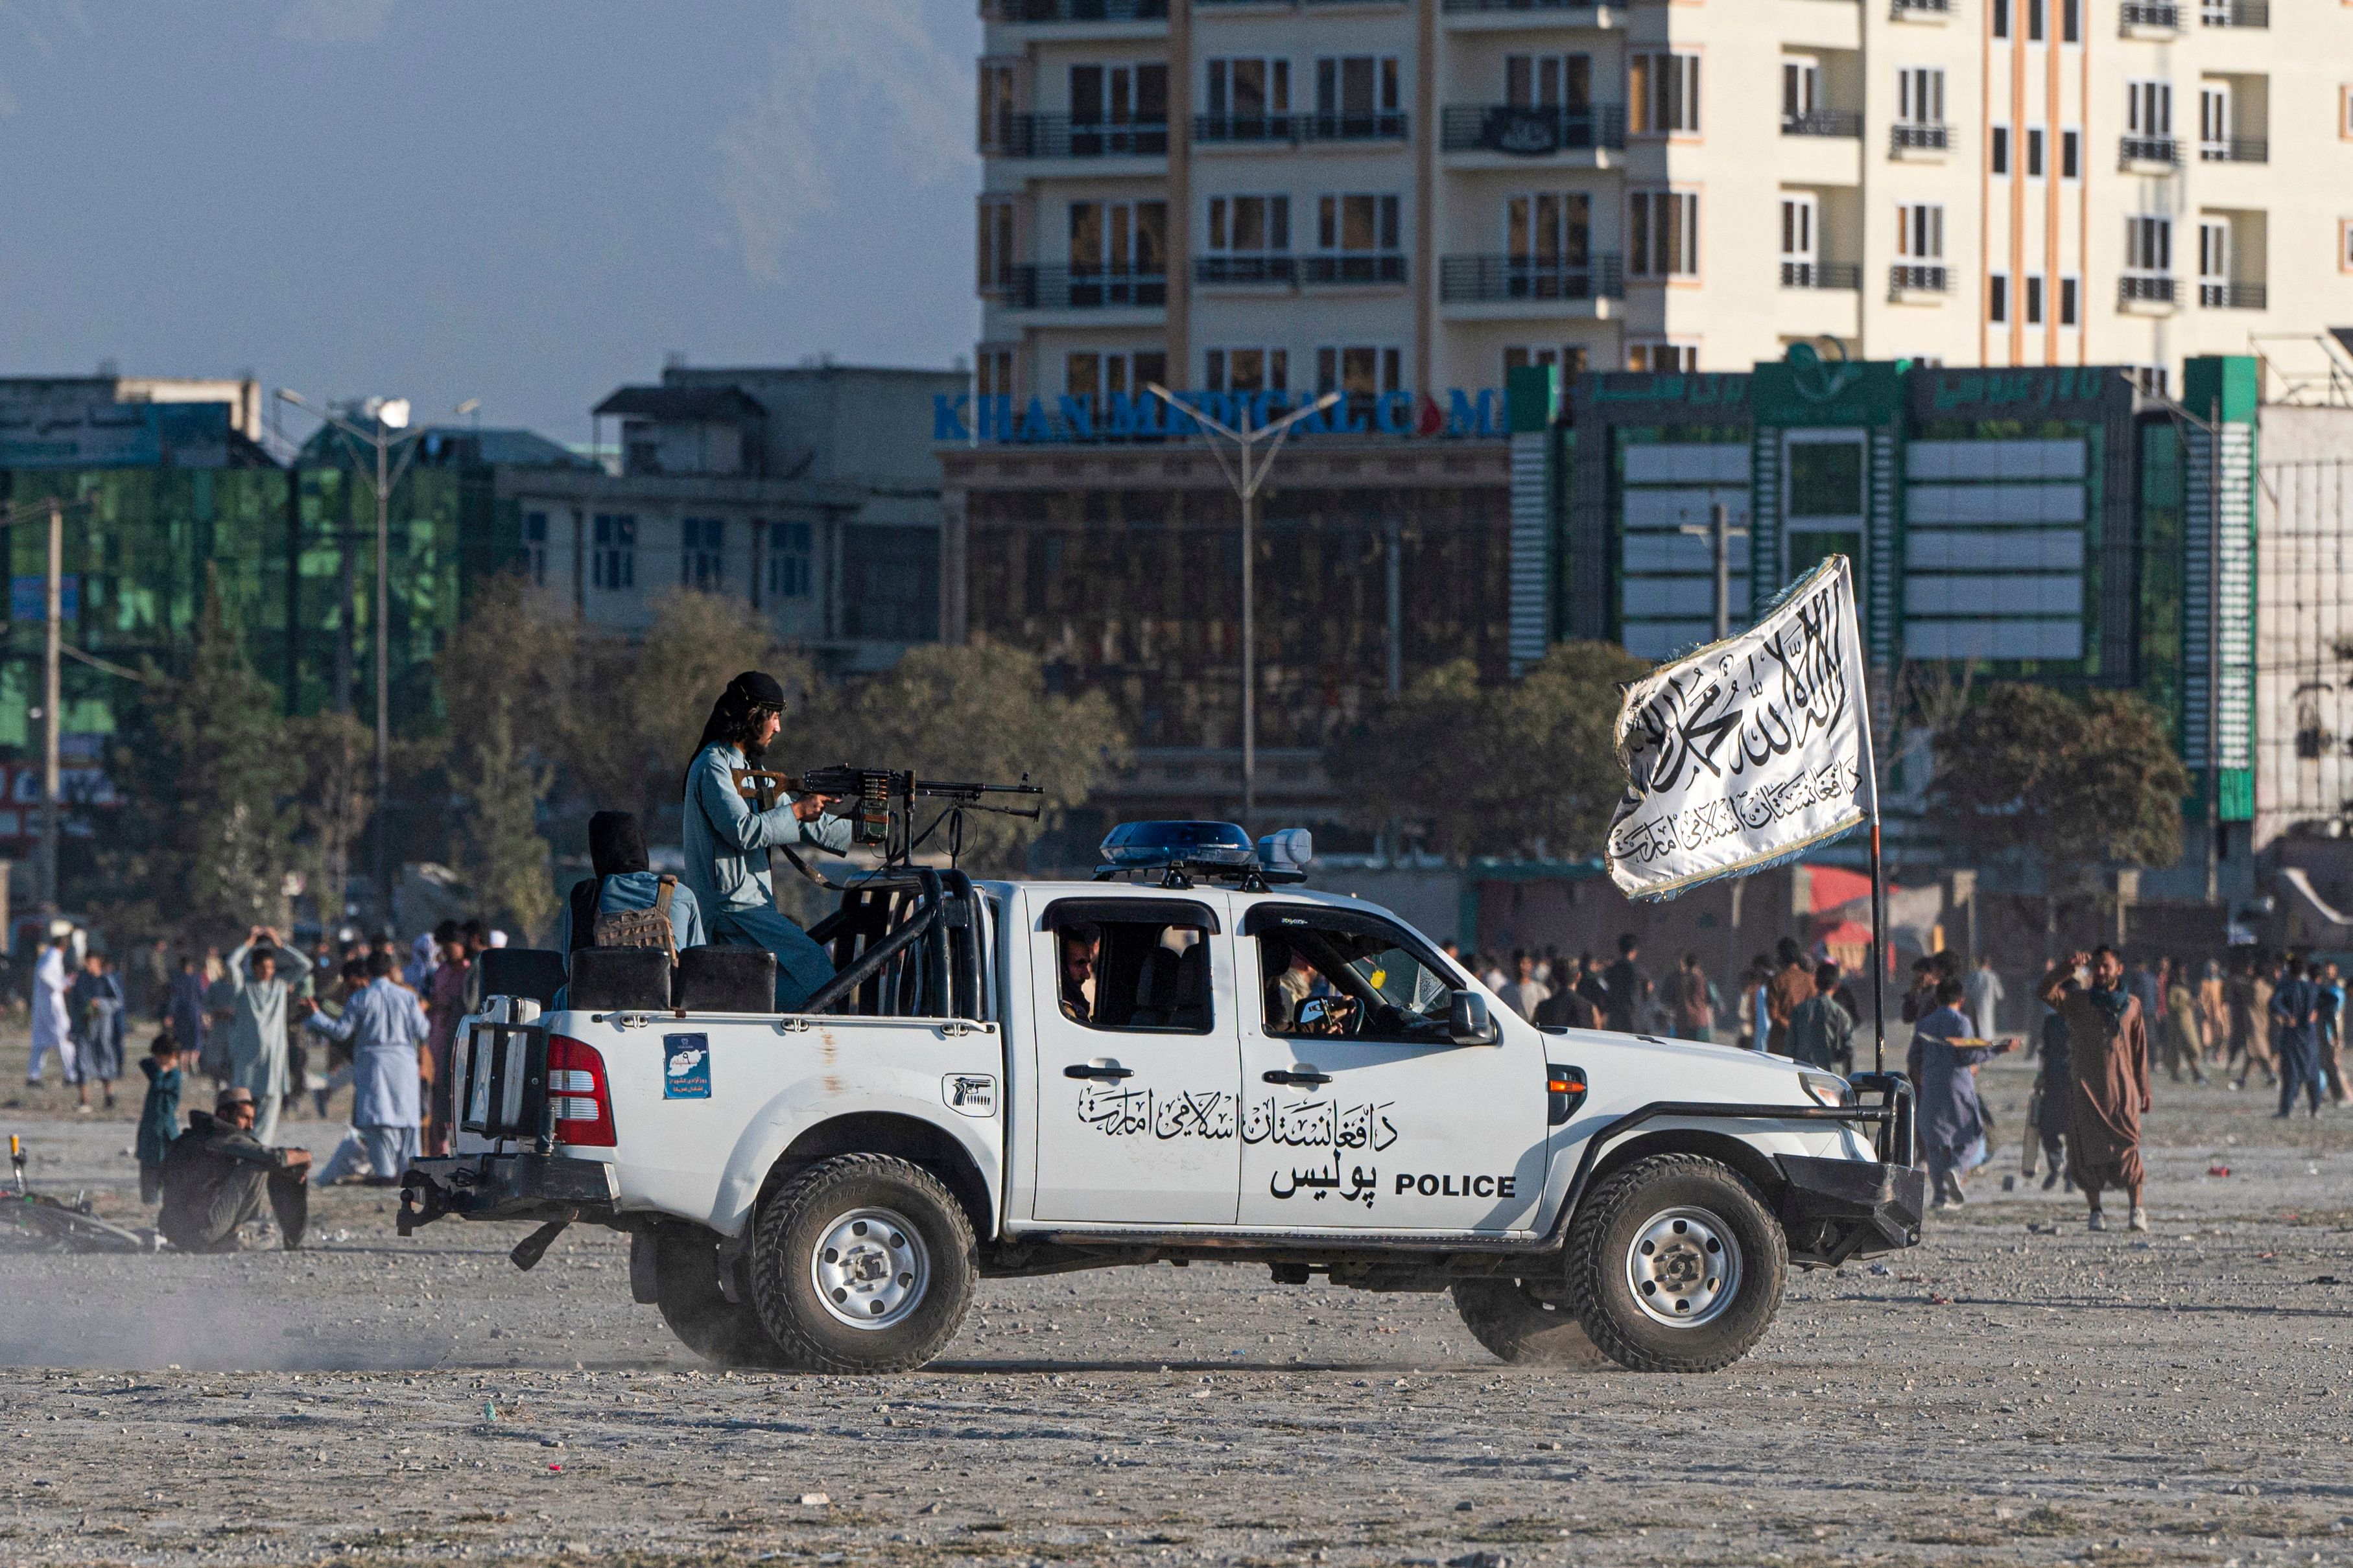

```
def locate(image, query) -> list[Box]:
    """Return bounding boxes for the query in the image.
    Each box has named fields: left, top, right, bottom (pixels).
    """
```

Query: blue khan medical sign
left=933, top=387, right=1510, bottom=445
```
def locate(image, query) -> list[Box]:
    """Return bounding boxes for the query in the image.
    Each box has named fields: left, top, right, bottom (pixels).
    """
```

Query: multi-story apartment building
left=969, top=0, right=2353, bottom=397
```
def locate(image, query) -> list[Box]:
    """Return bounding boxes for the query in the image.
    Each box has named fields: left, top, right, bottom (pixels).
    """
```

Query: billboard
left=0, top=392, right=233, bottom=469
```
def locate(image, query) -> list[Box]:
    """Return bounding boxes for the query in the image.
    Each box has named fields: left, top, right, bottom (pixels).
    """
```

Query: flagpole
left=1868, top=810, right=1886, bottom=1076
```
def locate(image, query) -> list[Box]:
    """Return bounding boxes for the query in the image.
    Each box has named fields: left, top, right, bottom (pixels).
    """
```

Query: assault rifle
left=731, top=764, right=1044, bottom=867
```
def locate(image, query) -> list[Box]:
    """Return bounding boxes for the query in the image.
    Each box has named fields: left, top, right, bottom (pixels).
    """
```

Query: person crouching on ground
left=302, top=949, right=430, bottom=1187
left=157, top=1086, right=310, bottom=1252
left=2038, top=946, right=2153, bottom=1233
left=680, top=670, right=849, bottom=1011
left=1915, top=977, right=2016, bottom=1209
left=135, top=1031, right=184, bottom=1204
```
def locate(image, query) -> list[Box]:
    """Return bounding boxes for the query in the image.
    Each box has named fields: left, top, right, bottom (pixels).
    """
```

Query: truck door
left=1028, top=895, right=1242, bottom=1226
left=1234, top=903, right=1548, bottom=1233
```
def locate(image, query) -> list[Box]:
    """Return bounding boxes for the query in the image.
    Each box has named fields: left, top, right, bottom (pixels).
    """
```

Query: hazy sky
left=0, top=0, right=982, bottom=445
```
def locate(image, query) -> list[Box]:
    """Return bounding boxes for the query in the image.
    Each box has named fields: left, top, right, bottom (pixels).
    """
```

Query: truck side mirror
left=1449, top=989, right=1500, bottom=1046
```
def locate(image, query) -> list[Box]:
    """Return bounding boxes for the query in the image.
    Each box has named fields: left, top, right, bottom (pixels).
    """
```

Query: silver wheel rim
left=810, top=1206, right=929, bottom=1331
left=1624, top=1206, right=1742, bottom=1329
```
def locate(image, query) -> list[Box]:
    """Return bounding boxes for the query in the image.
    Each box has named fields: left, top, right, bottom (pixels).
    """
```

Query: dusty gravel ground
left=3, top=1024, right=2350, bottom=1568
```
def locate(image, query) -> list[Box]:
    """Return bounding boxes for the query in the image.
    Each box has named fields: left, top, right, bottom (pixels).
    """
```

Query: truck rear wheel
left=749, top=1154, right=976, bottom=1375
left=1450, top=1278, right=1611, bottom=1367
left=650, top=1226, right=796, bottom=1370
left=1563, top=1153, right=1787, bottom=1374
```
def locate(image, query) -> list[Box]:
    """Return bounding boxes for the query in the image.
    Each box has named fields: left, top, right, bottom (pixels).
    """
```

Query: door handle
left=1064, top=1062, right=1135, bottom=1081
left=1262, top=1068, right=1332, bottom=1087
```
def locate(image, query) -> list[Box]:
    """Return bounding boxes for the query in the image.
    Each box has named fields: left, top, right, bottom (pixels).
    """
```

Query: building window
left=2025, top=274, right=2046, bottom=325
left=1504, top=345, right=1589, bottom=382
left=1314, top=344, right=1402, bottom=425
left=1992, top=0, right=2010, bottom=36
left=2343, top=87, right=2353, bottom=139
left=2063, top=0, right=2081, bottom=41
left=2127, top=80, right=2173, bottom=137
left=2059, top=275, right=2080, bottom=325
left=2027, top=0, right=2045, bottom=40
left=1068, top=200, right=1167, bottom=294
left=977, top=197, right=1016, bottom=296
left=767, top=521, right=812, bottom=600
left=1782, top=56, right=1821, bottom=118
left=1313, top=54, right=1402, bottom=137
left=681, top=517, right=725, bottom=591
left=1989, top=272, right=2010, bottom=323
left=2340, top=219, right=2353, bottom=272
left=1897, top=67, right=1946, bottom=126
left=592, top=513, right=636, bottom=592
left=976, top=346, right=1016, bottom=401
left=1204, top=347, right=1288, bottom=395
left=1629, top=52, right=1701, bottom=135
left=1314, top=193, right=1402, bottom=281
left=2126, top=215, right=2173, bottom=273
left=1506, top=191, right=1592, bottom=276
left=1069, top=61, right=1168, bottom=150
left=2129, top=365, right=2170, bottom=399
left=1507, top=53, right=1592, bottom=111
left=1205, top=56, right=1290, bottom=138
left=977, top=58, right=1020, bottom=155
left=1629, top=189, right=1699, bottom=278
left=2026, top=126, right=2046, bottom=177
left=1991, top=125, right=2011, bottom=174
left=1204, top=193, right=1292, bottom=281
left=1627, top=341, right=1699, bottom=373
left=2061, top=128, right=2081, bottom=178
left=1068, top=350, right=1167, bottom=409
left=523, top=510, right=549, bottom=588
left=1897, top=202, right=1945, bottom=260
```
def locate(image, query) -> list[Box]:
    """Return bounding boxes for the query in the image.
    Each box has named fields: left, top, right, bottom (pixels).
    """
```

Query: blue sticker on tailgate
left=663, top=1033, right=711, bottom=1099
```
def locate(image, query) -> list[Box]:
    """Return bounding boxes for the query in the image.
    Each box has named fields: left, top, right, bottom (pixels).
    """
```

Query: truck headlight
left=1799, top=1071, right=1851, bottom=1108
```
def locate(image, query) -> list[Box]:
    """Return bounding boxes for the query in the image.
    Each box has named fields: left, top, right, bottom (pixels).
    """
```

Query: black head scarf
left=690, top=670, right=788, bottom=771
left=588, top=812, right=649, bottom=880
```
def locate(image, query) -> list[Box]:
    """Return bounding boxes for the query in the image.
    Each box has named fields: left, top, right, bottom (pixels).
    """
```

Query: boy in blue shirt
left=135, top=1031, right=184, bottom=1204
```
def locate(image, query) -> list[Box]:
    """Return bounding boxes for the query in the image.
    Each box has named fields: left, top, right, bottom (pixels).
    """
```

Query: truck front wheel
left=749, top=1154, right=976, bottom=1374
left=1450, top=1278, right=1611, bottom=1367
left=1563, top=1153, right=1787, bottom=1374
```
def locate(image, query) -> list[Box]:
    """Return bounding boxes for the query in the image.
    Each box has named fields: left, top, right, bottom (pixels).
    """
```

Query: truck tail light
left=546, top=1034, right=616, bottom=1147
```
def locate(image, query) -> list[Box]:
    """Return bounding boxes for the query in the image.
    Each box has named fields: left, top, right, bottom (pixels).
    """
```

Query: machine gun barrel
left=912, top=778, right=1046, bottom=818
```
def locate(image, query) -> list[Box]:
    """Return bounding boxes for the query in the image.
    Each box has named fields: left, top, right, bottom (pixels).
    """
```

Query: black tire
left=1450, top=1278, right=1612, bottom=1368
left=1563, top=1153, right=1787, bottom=1374
left=650, top=1224, right=796, bottom=1369
left=748, top=1154, right=976, bottom=1375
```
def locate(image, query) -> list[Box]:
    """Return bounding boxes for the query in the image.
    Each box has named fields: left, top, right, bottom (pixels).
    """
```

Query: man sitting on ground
left=158, top=1086, right=310, bottom=1252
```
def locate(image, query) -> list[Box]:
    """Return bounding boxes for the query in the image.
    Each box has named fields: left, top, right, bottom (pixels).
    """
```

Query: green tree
left=288, top=709, right=373, bottom=930
left=1329, top=640, right=1650, bottom=861
left=440, top=574, right=562, bottom=941
left=809, top=640, right=1128, bottom=875
left=95, top=570, right=298, bottom=943
left=1930, top=683, right=2189, bottom=897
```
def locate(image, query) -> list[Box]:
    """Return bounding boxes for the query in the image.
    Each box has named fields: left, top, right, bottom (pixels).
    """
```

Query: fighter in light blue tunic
left=303, top=952, right=431, bottom=1184
left=681, top=670, right=853, bottom=1011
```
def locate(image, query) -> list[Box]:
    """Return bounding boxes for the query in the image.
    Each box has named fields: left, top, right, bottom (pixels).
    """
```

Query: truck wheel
left=1563, top=1153, right=1787, bottom=1374
left=1450, top=1278, right=1611, bottom=1367
left=650, top=1226, right=797, bottom=1370
left=749, top=1154, right=976, bottom=1375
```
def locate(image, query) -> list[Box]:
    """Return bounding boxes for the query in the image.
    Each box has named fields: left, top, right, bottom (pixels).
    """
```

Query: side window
left=1253, top=913, right=1456, bottom=1044
left=1051, top=916, right=1214, bottom=1035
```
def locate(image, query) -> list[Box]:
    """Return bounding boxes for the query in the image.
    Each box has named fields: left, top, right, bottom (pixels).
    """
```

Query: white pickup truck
left=404, top=822, right=1921, bottom=1376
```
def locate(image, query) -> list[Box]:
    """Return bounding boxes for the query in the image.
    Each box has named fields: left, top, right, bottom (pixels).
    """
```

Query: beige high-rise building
left=975, top=0, right=2353, bottom=401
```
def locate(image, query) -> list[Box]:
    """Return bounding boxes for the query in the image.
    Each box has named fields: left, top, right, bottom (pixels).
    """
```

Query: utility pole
left=1145, top=385, right=1341, bottom=832
left=1678, top=501, right=1751, bottom=640
left=374, top=425, right=392, bottom=914
left=39, top=498, right=61, bottom=911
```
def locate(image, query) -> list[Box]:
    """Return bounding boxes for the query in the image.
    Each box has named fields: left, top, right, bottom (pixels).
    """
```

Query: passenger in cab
left=1058, top=922, right=1100, bottom=1023
left=1260, top=936, right=1357, bottom=1038
left=682, top=671, right=852, bottom=1011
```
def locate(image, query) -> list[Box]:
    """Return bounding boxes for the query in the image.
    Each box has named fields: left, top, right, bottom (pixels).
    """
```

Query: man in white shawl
left=27, top=933, right=76, bottom=1089
left=303, top=948, right=430, bottom=1186
left=218, top=926, right=312, bottom=1145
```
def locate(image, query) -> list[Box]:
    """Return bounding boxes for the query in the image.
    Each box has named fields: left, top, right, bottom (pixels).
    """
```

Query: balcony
left=1192, top=111, right=1410, bottom=146
left=2119, top=135, right=2181, bottom=169
left=1889, top=264, right=1949, bottom=296
left=1441, top=0, right=1622, bottom=11
left=980, top=0, right=1166, bottom=18
left=988, top=114, right=1168, bottom=159
left=2119, top=273, right=2178, bottom=309
left=1440, top=104, right=1628, bottom=156
left=1194, top=253, right=1297, bottom=285
left=1891, top=0, right=1950, bottom=15
left=2200, top=137, right=2268, bottom=163
left=2199, top=280, right=2267, bottom=309
left=2200, top=1, right=2267, bottom=25
left=2118, top=0, right=2181, bottom=29
left=1006, top=265, right=1166, bottom=310
left=1301, top=252, right=1408, bottom=285
left=1439, top=253, right=1626, bottom=303
left=1782, top=261, right=1862, bottom=290
left=1890, top=122, right=1950, bottom=155
left=1782, top=110, right=1863, bottom=139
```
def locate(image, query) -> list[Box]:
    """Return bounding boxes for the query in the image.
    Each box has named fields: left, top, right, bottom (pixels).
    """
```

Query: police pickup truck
left=405, top=821, right=1921, bottom=1376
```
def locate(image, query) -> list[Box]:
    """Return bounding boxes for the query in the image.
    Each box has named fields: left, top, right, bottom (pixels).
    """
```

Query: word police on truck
left=406, top=799, right=1922, bottom=1375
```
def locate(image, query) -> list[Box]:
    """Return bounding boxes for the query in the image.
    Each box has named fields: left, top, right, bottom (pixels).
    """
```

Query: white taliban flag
left=1605, top=556, right=1877, bottom=900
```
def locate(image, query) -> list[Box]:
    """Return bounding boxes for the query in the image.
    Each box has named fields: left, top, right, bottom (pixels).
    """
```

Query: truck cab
left=406, top=821, right=1921, bottom=1375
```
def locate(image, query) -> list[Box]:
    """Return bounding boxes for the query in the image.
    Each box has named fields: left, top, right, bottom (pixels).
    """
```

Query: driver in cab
left=1261, top=935, right=1358, bottom=1038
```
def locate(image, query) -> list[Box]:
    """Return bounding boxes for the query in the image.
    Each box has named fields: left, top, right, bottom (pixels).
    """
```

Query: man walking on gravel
left=2038, top=946, right=2153, bottom=1233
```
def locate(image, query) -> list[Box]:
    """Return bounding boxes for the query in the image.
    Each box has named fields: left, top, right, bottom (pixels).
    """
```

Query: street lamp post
left=276, top=390, right=471, bottom=924
left=1145, top=385, right=1342, bottom=832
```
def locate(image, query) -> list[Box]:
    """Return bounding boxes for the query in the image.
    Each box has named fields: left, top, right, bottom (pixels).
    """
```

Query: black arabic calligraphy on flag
left=1604, top=556, right=1876, bottom=900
